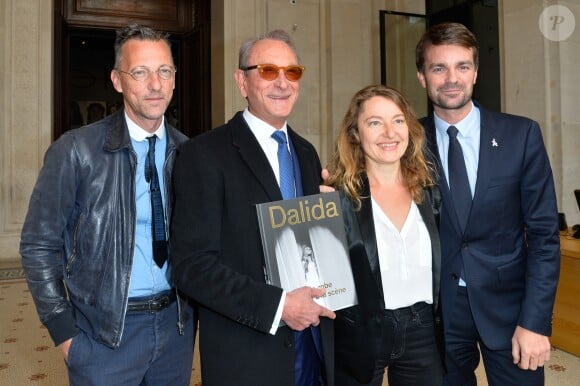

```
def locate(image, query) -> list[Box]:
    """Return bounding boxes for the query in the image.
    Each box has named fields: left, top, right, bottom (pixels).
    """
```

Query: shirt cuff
left=269, top=291, right=286, bottom=335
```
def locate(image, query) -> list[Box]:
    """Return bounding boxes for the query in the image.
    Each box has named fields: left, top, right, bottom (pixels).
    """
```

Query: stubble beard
left=431, top=87, right=472, bottom=112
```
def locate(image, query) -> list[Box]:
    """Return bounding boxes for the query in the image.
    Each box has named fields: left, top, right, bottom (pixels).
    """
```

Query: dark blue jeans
left=336, top=302, right=442, bottom=386
left=66, top=301, right=195, bottom=386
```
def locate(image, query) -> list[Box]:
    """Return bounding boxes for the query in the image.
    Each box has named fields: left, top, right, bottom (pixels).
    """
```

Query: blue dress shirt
left=434, top=103, right=481, bottom=287
left=126, top=115, right=171, bottom=297
left=434, top=102, right=481, bottom=198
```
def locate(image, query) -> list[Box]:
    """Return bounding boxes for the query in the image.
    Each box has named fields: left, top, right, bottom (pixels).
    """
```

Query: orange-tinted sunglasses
left=240, top=64, right=306, bottom=81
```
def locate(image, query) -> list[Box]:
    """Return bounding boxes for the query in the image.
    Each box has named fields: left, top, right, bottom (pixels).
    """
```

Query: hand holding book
left=281, top=286, right=336, bottom=331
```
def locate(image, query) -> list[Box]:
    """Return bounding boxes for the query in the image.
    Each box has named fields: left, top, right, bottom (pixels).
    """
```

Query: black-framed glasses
left=240, top=64, right=305, bottom=81
left=116, top=66, right=176, bottom=81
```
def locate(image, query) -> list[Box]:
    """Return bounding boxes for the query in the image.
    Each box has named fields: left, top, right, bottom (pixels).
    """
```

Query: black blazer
left=422, top=102, right=560, bottom=349
left=170, top=111, right=333, bottom=386
left=334, top=177, right=444, bottom=383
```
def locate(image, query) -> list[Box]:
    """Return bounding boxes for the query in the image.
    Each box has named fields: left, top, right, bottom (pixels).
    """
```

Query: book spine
left=256, top=205, right=272, bottom=285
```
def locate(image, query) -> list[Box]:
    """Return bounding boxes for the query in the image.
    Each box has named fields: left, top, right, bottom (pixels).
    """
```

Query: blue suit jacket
left=422, top=102, right=560, bottom=349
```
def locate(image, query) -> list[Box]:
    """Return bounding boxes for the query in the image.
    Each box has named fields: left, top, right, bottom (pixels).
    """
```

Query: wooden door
left=53, top=0, right=211, bottom=139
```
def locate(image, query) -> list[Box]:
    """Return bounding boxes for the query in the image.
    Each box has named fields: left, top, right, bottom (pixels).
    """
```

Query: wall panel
left=0, top=0, right=53, bottom=259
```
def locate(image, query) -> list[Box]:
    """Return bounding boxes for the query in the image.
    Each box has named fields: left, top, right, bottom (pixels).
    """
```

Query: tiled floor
left=2, top=259, right=578, bottom=385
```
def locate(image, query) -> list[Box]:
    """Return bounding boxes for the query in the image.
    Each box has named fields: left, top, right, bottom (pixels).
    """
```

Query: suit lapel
left=287, top=127, right=304, bottom=197
left=423, top=117, right=463, bottom=234
left=425, top=105, right=501, bottom=235
left=229, top=112, right=282, bottom=201
left=288, top=127, right=320, bottom=196
left=356, top=178, right=383, bottom=296
left=417, top=190, right=441, bottom=313
left=472, top=106, right=497, bottom=208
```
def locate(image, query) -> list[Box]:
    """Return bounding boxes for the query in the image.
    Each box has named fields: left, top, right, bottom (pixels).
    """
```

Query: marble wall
left=1, top=0, right=579, bottom=261
left=502, top=0, right=580, bottom=226
left=0, top=0, right=53, bottom=260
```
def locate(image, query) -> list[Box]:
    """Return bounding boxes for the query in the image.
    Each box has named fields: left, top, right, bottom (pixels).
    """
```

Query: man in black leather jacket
left=19, top=24, right=195, bottom=385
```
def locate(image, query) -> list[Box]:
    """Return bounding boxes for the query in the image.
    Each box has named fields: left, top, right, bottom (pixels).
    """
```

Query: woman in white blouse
left=326, top=85, right=444, bottom=386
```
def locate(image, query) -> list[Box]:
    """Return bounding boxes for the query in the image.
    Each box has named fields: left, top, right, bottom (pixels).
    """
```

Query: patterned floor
left=1, top=273, right=578, bottom=385
left=0, top=277, right=202, bottom=385
left=0, top=268, right=24, bottom=281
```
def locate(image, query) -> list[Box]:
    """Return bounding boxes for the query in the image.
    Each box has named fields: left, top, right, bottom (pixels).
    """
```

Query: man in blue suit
left=416, top=22, right=560, bottom=386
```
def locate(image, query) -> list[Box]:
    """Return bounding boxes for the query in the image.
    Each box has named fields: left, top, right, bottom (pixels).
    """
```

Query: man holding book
left=170, top=30, right=335, bottom=386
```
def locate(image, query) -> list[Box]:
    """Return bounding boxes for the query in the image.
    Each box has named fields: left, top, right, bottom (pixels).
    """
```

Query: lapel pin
left=491, top=138, right=498, bottom=147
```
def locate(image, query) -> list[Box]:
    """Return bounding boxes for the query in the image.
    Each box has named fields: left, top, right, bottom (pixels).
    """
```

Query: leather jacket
left=20, top=109, right=188, bottom=348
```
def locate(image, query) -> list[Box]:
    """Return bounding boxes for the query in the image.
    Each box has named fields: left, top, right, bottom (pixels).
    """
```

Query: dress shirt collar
left=434, top=101, right=480, bottom=139
left=125, top=113, right=166, bottom=142
left=242, top=108, right=289, bottom=141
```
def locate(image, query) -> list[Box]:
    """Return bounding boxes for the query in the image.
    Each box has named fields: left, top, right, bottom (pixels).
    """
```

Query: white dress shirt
left=372, top=198, right=433, bottom=309
left=242, top=108, right=291, bottom=334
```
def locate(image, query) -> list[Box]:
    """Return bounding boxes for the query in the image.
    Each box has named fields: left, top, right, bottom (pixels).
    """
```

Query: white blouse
left=371, top=198, right=433, bottom=310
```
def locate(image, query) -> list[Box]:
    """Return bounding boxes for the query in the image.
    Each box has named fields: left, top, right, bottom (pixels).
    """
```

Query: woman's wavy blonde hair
left=326, top=84, right=435, bottom=208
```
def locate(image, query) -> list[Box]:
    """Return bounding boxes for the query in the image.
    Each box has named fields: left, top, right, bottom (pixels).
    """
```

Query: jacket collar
left=103, top=108, right=132, bottom=153
left=228, top=111, right=318, bottom=201
left=356, top=175, right=382, bottom=292
left=103, top=107, right=182, bottom=154
left=229, top=111, right=284, bottom=202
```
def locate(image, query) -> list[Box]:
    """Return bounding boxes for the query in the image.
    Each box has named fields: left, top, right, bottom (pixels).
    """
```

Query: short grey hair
left=238, top=29, right=300, bottom=68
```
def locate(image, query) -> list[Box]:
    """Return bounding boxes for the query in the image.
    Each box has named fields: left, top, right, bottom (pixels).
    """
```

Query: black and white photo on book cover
left=256, top=191, right=357, bottom=311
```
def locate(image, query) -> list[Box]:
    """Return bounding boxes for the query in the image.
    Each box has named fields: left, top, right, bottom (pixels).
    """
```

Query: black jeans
left=336, top=302, right=442, bottom=386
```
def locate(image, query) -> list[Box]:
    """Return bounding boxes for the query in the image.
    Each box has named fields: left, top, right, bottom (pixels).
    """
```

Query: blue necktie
left=145, top=135, right=168, bottom=268
left=271, top=131, right=296, bottom=199
left=272, top=130, right=322, bottom=385
left=447, top=126, right=472, bottom=232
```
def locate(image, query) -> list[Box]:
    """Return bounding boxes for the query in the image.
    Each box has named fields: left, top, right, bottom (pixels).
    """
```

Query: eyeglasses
left=240, top=64, right=305, bottom=81
left=116, top=66, right=176, bottom=81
